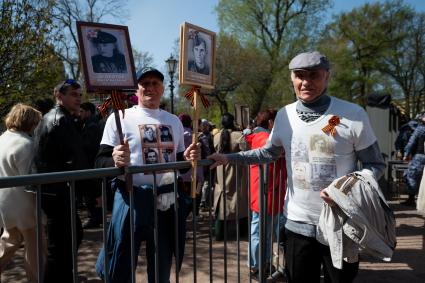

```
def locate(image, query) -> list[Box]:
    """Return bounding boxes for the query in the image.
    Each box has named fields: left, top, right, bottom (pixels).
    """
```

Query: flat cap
left=90, top=30, right=117, bottom=44
left=136, top=67, right=164, bottom=82
left=289, top=51, right=329, bottom=71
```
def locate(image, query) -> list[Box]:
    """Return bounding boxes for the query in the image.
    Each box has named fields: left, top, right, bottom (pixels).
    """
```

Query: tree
left=0, top=0, right=65, bottom=118
left=52, top=0, right=129, bottom=79
left=133, top=49, right=154, bottom=72
left=215, top=0, right=331, bottom=116
left=320, top=1, right=413, bottom=106
left=379, top=11, right=425, bottom=117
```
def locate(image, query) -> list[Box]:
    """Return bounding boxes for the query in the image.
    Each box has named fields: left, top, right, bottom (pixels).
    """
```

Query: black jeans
left=283, top=229, right=359, bottom=283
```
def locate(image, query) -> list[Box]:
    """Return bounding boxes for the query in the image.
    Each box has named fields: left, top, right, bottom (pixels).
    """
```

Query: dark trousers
left=41, top=191, right=83, bottom=283
left=96, top=181, right=181, bottom=283
left=283, top=229, right=359, bottom=283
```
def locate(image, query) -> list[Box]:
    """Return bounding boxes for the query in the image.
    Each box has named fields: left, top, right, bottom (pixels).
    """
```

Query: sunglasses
left=59, top=79, right=80, bottom=94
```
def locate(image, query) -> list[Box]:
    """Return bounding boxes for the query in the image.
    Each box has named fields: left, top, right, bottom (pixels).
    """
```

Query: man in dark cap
left=89, top=30, right=127, bottom=73
left=208, top=51, right=385, bottom=282
left=94, top=67, right=200, bottom=283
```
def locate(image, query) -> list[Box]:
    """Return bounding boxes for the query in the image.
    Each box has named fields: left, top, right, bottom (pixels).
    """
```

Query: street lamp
left=165, top=54, right=178, bottom=114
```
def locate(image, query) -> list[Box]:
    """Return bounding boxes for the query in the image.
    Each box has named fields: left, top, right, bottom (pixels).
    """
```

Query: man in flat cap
left=89, top=30, right=127, bottom=73
left=94, top=67, right=200, bottom=283
left=209, top=51, right=385, bottom=282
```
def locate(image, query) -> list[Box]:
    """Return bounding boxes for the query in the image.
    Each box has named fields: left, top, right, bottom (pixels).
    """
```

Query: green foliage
left=214, top=0, right=332, bottom=118
left=320, top=0, right=417, bottom=109
left=0, top=0, right=65, bottom=118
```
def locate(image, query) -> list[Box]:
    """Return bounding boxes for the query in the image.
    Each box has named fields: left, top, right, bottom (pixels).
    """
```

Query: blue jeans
left=249, top=212, right=283, bottom=269
left=96, top=180, right=178, bottom=283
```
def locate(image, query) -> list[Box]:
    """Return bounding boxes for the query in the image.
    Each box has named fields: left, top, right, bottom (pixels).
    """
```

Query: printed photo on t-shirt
left=291, top=138, right=309, bottom=162
left=159, top=125, right=173, bottom=143
left=139, top=124, right=176, bottom=171
left=292, top=161, right=310, bottom=190
left=161, top=148, right=174, bottom=163
left=141, top=125, right=158, bottom=144
left=144, top=148, right=159, bottom=164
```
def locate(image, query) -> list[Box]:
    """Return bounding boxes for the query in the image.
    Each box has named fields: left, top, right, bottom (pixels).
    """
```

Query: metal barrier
left=0, top=159, right=286, bottom=283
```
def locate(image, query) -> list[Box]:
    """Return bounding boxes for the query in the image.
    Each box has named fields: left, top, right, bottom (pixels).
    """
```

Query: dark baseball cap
left=289, top=51, right=330, bottom=71
left=136, top=67, right=164, bottom=82
left=90, top=30, right=117, bottom=44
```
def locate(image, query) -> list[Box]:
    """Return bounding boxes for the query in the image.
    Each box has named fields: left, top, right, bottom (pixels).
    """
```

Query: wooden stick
left=191, top=88, right=200, bottom=199
left=113, top=108, right=133, bottom=192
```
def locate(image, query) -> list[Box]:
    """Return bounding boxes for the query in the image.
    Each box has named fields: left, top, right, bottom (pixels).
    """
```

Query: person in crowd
left=94, top=67, right=200, bottom=283
left=34, top=79, right=89, bottom=283
left=244, top=109, right=286, bottom=279
left=394, top=117, right=419, bottom=159
left=89, top=30, right=127, bottom=73
left=188, top=33, right=209, bottom=75
left=403, top=113, right=425, bottom=206
left=79, top=102, right=103, bottom=229
left=199, top=119, right=215, bottom=209
left=34, top=98, right=55, bottom=116
left=212, top=113, right=248, bottom=241
left=0, top=104, right=44, bottom=282
left=209, top=51, right=385, bottom=282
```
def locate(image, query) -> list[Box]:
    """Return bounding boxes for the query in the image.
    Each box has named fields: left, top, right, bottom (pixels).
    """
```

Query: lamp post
left=165, top=54, right=178, bottom=114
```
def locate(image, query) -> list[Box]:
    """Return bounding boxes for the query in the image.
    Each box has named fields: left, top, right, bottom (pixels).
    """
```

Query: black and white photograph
left=161, top=148, right=174, bottom=163
left=179, top=22, right=216, bottom=88
left=76, top=21, right=137, bottom=91
left=159, top=125, right=173, bottom=143
left=144, top=148, right=159, bottom=164
left=141, top=125, right=157, bottom=144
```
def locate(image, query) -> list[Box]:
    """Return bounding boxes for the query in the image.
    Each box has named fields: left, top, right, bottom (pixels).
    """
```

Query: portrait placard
left=179, top=22, right=216, bottom=89
left=234, top=104, right=250, bottom=129
left=76, top=21, right=137, bottom=91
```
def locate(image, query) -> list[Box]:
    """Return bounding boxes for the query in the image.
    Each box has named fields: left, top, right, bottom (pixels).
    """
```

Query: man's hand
left=320, top=189, right=336, bottom=207
left=207, top=153, right=229, bottom=169
left=403, top=154, right=412, bottom=161
left=184, top=142, right=201, bottom=161
left=112, top=138, right=131, bottom=167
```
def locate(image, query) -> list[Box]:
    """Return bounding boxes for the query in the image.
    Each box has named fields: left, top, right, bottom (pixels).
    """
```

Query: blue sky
left=125, top=0, right=425, bottom=71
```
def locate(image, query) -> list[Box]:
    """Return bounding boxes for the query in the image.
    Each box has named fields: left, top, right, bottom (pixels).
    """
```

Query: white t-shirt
left=101, top=106, right=185, bottom=186
left=269, top=96, right=377, bottom=225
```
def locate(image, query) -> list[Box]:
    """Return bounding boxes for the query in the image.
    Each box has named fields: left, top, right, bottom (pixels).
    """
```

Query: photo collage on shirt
left=139, top=124, right=175, bottom=166
left=291, top=134, right=336, bottom=191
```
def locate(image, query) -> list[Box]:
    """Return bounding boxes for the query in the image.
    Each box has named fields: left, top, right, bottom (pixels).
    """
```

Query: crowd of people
left=0, top=50, right=418, bottom=283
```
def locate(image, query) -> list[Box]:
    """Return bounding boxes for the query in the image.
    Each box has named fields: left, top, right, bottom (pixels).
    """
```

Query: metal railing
left=0, top=159, right=286, bottom=283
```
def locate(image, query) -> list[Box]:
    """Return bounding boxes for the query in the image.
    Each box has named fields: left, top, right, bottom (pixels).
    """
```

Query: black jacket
left=35, top=105, right=89, bottom=193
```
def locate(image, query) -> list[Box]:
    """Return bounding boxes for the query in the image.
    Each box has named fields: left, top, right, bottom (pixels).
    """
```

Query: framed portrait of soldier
left=179, top=22, right=216, bottom=89
left=76, top=21, right=137, bottom=91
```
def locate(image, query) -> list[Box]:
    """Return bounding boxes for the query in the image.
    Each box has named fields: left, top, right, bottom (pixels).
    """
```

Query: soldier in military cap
left=208, top=51, right=385, bottom=282
left=90, top=30, right=127, bottom=73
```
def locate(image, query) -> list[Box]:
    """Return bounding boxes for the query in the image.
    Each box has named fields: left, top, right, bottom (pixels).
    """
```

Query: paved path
left=2, top=195, right=424, bottom=282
